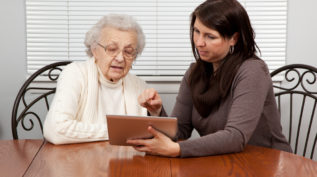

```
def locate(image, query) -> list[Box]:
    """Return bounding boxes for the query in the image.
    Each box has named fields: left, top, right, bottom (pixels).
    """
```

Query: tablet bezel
left=106, top=115, right=177, bottom=146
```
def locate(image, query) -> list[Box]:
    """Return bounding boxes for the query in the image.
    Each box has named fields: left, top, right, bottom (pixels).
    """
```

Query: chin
left=111, top=76, right=122, bottom=81
left=200, top=56, right=222, bottom=64
left=200, top=57, right=212, bottom=63
left=110, top=74, right=124, bottom=80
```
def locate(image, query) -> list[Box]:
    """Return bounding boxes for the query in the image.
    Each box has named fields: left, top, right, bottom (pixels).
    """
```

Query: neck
left=212, top=57, right=228, bottom=73
left=212, top=62, right=220, bottom=72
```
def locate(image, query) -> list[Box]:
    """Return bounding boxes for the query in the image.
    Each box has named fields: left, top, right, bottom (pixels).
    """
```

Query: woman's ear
left=91, top=43, right=98, bottom=57
left=230, top=32, right=239, bottom=46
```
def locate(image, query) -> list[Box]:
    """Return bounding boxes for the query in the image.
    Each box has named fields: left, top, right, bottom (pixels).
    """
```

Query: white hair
left=84, top=14, right=145, bottom=57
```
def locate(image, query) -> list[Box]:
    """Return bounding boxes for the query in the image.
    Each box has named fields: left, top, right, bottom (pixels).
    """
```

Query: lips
left=110, top=66, right=124, bottom=71
left=198, top=50, right=208, bottom=56
left=111, top=66, right=123, bottom=68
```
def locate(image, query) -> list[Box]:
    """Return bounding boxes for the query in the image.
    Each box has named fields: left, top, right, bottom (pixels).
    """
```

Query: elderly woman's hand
left=127, top=126, right=180, bottom=157
left=138, top=88, right=162, bottom=116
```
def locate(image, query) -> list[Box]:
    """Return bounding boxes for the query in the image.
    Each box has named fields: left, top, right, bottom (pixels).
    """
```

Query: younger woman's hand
left=127, top=126, right=180, bottom=157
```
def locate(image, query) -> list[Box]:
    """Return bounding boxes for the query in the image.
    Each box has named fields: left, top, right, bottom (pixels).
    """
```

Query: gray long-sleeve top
left=170, top=59, right=292, bottom=157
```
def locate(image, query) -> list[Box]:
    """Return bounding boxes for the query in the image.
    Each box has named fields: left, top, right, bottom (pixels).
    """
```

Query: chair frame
left=11, top=61, right=71, bottom=139
left=271, top=64, right=317, bottom=159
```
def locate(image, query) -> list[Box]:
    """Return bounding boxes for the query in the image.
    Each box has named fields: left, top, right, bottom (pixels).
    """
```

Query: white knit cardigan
left=43, top=58, right=148, bottom=144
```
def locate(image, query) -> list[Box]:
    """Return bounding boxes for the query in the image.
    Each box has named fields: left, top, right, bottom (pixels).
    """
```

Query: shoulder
left=183, top=62, right=196, bottom=80
left=61, top=60, right=90, bottom=77
left=64, top=59, right=90, bottom=72
left=232, top=58, right=272, bottom=88
left=238, top=58, right=270, bottom=76
left=57, top=60, right=92, bottom=86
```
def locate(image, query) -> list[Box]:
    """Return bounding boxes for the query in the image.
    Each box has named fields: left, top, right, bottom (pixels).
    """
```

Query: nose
left=114, top=50, right=124, bottom=62
left=195, top=35, right=206, bottom=47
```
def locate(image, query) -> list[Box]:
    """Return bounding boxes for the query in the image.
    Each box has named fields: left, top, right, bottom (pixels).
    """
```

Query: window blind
left=26, top=0, right=287, bottom=81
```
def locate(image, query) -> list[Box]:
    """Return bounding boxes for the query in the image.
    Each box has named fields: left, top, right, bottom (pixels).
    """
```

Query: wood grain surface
left=0, top=139, right=44, bottom=177
left=24, top=141, right=171, bottom=177
left=171, top=145, right=317, bottom=177
left=3, top=139, right=317, bottom=177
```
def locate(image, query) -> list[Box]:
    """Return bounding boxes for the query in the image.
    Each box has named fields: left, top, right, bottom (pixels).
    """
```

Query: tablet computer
left=106, top=115, right=177, bottom=146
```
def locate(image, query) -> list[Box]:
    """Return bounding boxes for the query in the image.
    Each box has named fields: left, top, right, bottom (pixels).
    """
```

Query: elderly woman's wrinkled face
left=92, top=27, right=138, bottom=82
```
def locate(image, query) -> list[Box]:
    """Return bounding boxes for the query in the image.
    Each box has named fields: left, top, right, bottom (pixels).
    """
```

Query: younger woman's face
left=193, top=18, right=237, bottom=70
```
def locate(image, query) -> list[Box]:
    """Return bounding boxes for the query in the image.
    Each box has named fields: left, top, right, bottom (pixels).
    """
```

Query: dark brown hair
left=189, top=0, right=260, bottom=117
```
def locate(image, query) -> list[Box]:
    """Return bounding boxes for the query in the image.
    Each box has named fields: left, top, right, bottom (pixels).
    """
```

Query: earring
left=131, top=61, right=135, bottom=69
left=229, top=46, right=234, bottom=54
left=195, top=48, right=201, bottom=61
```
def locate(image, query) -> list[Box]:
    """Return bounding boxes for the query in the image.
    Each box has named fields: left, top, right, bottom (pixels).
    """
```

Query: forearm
left=44, top=112, right=108, bottom=144
left=178, top=128, right=245, bottom=157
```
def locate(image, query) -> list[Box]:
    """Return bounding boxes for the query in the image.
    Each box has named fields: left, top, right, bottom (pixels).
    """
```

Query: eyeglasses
left=97, top=43, right=137, bottom=61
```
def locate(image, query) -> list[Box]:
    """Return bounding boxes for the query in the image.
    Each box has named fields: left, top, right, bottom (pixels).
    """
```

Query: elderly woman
left=43, top=14, right=154, bottom=144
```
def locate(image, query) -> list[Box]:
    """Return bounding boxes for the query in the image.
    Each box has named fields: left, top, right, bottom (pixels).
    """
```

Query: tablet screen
left=106, top=115, right=177, bottom=146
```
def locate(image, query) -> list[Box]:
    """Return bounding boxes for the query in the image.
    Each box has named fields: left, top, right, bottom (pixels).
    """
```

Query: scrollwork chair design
left=271, top=64, right=317, bottom=159
left=12, top=61, right=71, bottom=139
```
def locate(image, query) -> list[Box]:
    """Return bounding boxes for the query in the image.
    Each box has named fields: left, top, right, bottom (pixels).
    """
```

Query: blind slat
left=26, top=0, right=287, bottom=81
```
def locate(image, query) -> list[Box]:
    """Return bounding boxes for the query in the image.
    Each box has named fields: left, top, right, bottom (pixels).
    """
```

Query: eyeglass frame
left=97, top=42, right=138, bottom=61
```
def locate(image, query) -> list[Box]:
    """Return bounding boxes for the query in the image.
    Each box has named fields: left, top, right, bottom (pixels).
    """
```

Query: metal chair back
left=271, top=64, right=317, bottom=159
left=11, top=61, right=71, bottom=139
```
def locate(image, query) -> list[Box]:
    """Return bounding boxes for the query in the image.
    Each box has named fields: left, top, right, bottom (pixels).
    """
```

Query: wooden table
left=1, top=140, right=317, bottom=177
left=0, top=139, right=44, bottom=177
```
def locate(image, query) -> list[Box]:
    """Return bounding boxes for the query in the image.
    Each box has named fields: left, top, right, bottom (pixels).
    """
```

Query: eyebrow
left=107, top=41, right=118, bottom=46
left=194, top=25, right=220, bottom=37
left=107, top=41, right=135, bottom=48
left=123, top=44, right=135, bottom=48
